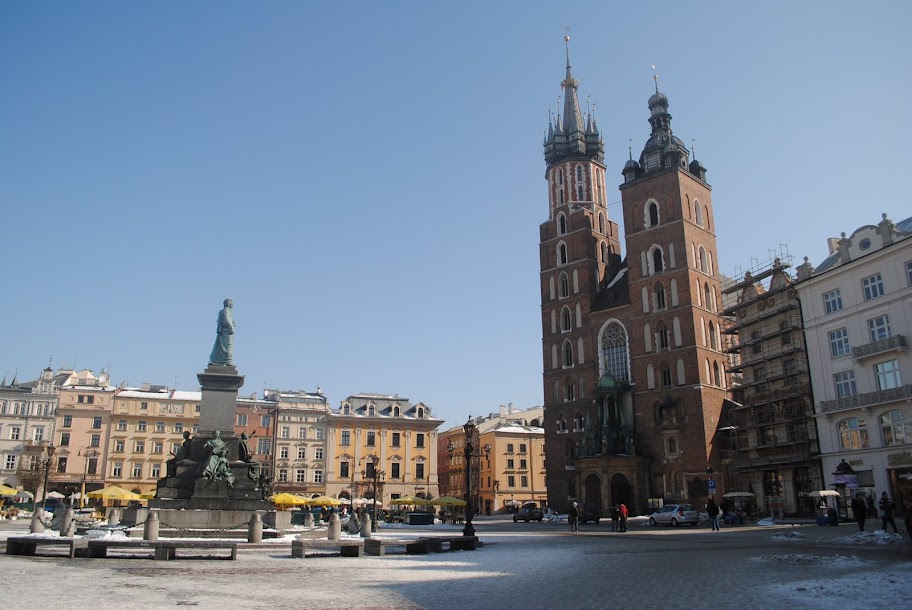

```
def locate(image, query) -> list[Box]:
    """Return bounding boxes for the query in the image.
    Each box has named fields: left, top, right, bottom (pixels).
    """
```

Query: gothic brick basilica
left=540, top=41, right=732, bottom=515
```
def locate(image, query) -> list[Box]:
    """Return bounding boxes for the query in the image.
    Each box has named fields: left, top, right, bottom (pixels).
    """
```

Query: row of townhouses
left=1, top=374, right=549, bottom=514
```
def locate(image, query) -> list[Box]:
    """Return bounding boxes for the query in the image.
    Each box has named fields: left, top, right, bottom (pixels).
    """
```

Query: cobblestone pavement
left=0, top=516, right=909, bottom=609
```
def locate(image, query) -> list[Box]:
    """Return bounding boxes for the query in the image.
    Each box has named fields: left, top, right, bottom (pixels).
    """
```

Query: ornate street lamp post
left=462, top=418, right=476, bottom=538
left=79, top=448, right=99, bottom=508
left=362, top=455, right=385, bottom=532
left=40, top=444, right=56, bottom=511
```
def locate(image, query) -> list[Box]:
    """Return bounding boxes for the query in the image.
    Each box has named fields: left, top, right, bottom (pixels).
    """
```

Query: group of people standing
left=851, top=491, right=899, bottom=533
left=566, top=502, right=628, bottom=533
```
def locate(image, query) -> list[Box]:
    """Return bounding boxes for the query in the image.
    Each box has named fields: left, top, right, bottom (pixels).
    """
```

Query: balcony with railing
left=819, top=383, right=912, bottom=415
left=852, top=334, right=907, bottom=361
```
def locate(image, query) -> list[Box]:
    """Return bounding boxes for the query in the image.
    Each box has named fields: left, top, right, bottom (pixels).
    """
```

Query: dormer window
left=368, top=405, right=375, bottom=417
left=393, top=406, right=400, bottom=417
left=417, top=407, right=424, bottom=418
left=342, top=404, right=350, bottom=415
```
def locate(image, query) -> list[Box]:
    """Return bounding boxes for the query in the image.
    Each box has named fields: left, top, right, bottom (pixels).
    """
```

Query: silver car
left=648, top=503, right=700, bottom=527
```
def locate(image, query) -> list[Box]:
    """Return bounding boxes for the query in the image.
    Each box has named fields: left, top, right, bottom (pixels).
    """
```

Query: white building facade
left=796, top=213, right=912, bottom=514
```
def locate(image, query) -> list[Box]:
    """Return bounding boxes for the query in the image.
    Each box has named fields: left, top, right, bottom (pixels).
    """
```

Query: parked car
left=648, top=504, right=699, bottom=526
left=579, top=503, right=601, bottom=524
left=513, top=506, right=544, bottom=522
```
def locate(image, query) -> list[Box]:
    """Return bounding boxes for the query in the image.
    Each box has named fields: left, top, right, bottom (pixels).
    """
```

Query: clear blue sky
left=2, top=1, right=910, bottom=428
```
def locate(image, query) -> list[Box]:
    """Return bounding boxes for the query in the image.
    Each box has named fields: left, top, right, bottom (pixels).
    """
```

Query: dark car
left=513, top=506, right=544, bottom=522
left=579, top=503, right=601, bottom=524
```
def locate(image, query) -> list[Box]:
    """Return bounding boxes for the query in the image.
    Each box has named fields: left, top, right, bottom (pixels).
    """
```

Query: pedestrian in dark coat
left=610, top=505, right=619, bottom=532
left=706, top=498, right=721, bottom=531
left=866, top=493, right=878, bottom=519
left=880, top=492, right=898, bottom=533
left=851, top=494, right=867, bottom=531
left=568, top=502, right=580, bottom=533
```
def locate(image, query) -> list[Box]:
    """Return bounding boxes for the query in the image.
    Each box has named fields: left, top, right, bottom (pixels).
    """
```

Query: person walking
left=706, top=498, right=721, bottom=531
left=880, top=492, right=899, bottom=533
left=610, top=504, right=619, bottom=532
left=568, top=501, right=580, bottom=533
left=619, top=503, right=629, bottom=532
left=851, top=493, right=868, bottom=531
left=866, top=493, right=878, bottom=519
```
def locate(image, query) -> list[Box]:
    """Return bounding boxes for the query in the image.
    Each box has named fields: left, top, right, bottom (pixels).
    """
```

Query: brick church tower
left=540, top=44, right=730, bottom=515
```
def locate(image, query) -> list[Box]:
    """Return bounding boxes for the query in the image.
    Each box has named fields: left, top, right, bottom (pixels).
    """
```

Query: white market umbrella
left=809, top=490, right=840, bottom=497
left=722, top=492, right=755, bottom=498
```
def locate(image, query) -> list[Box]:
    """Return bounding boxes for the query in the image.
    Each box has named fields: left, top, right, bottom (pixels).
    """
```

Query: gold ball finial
left=564, top=35, right=570, bottom=42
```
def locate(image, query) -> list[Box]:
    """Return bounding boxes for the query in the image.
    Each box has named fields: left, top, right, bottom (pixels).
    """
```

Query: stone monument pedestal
left=150, top=360, right=288, bottom=532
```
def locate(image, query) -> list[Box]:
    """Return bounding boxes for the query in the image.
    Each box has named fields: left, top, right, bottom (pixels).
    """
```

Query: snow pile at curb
left=771, top=531, right=806, bottom=541
left=750, top=553, right=871, bottom=569
left=827, top=530, right=904, bottom=545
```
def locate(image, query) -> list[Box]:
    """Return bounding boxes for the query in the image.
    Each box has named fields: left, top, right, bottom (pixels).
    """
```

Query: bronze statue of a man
left=209, top=298, right=235, bottom=366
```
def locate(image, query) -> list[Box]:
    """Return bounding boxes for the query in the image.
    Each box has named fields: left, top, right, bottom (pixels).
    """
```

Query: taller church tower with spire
left=540, top=45, right=730, bottom=516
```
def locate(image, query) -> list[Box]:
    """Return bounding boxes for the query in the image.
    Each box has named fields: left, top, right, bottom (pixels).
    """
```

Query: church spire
left=561, top=35, right=584, bottom=136
left=544, top=36, right=604, bottom=167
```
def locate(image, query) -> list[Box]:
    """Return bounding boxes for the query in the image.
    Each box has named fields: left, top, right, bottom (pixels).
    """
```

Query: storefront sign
left=888, top=451, right=912, bottom=467
left=848, top=459, right=864, bottom=466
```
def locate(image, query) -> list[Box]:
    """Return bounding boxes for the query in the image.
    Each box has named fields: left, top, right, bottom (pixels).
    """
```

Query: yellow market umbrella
left=390, top=495, right=430, bottom=506
left=86, top=485, right=141, bottom=501
left=139, top=492, right=157, bottom=500
left=307, top=495, right=342, bottom=507
left=0, top=484, right=19, bottom=496
left=431, top=496, right=466, bottom=507
left=269, top=492, right=309, bottom=506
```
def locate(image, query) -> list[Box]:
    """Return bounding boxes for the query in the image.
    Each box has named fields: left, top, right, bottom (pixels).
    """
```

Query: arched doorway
left=610, top=473, right=633, bottom=512
left=584, top=474, right=602, bottom=515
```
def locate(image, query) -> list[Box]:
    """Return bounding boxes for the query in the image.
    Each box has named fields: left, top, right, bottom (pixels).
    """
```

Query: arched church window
left=561, top=307, right=572, bottom=333
left=563, top=341, right=574, bottom=367
left=559, top=273, right=570, bottom=298
left=600, top=321, right=630, bottom=383
left=648, top=201, right=659, bottom=227
left=654, top=283, right=666, bottom=310
left=558, top=213, right=567, bottom=235
left=558, top=243, right=568, bottom=265
left=577, top=185, right=584, bottom=201
left=652, top=247, right=664, bottom=273
left=694, top=200, right=703, bottom=226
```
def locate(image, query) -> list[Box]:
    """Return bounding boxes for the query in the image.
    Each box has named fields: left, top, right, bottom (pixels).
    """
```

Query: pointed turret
left=544, top=36, right=604, bottom=167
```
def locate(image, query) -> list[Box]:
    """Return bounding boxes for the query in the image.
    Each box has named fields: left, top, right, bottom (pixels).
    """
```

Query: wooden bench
left=6, top=536, right=88, bottom=559
left=291, top=538, right=364, bottom=558
left=364, top=537, right=430, bottom=556
left=420, top=536, right=479, bottom=552
left=86, top=539, right=237, bottom=561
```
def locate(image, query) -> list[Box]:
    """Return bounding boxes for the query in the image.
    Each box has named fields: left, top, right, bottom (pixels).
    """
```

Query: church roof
left=591, top=260, right=630, bottom=312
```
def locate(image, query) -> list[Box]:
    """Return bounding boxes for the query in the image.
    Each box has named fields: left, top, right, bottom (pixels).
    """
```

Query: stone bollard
left=107, top=507, right=121, bottom=527
left=327, top=513, right=341, bottom=540
left=30, top=511, right=45, bottom=533
left=144, top=510, right=160, bottom=541
left=61, top=508, right=75, bottom=536
left=248, top=511, right=263, bottom=543
left=360, top=513, right=372, bottom=538
left=347, top=514, right=361, bottom=534
left=304, top=511, right=314, bottom=528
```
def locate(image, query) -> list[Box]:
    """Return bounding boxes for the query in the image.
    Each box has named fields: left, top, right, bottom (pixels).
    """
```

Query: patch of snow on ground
left=771, top=531, right=806, bottom=541
left=750, top=553, right=871, bottom=569
left=761, top=563, right=912, bottom=608
left=756, top=517, right=777, bottom=526
left=826, top=530, right=904, bottom=545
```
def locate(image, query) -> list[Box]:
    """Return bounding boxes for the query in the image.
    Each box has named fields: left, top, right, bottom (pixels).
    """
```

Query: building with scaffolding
left=722, top=254, right=822, bottom=517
